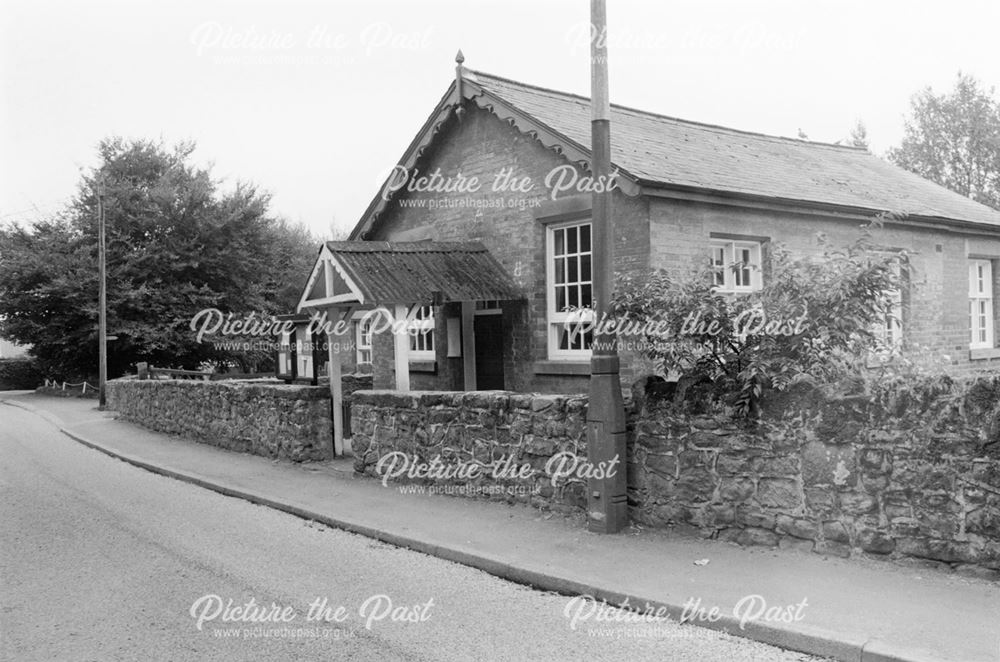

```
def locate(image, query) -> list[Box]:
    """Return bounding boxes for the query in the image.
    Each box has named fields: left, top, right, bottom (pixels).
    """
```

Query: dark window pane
left=568, top=226, right=578, bottom=254
left=568, top=256, right=578, bottom=284
left=581, top=255, right=591, bottom=282
left=555, top=258, right=565, bottom=284
left=580, top=224, right=591, bottom=252
left=554, top=228, right=565, bottom=256
left=581, top=284, right=592, bottom=307
left=568, top=286, right=579, bottom=308
left=556, top=287, right=566, bottom=311
left=712, top=246, right=725, bottom=267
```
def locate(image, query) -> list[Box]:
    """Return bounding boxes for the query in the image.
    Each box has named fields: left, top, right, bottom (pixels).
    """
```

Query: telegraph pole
left=587, top=0, right=628, bottom=533
left=97, top=175, right=107, bottom=409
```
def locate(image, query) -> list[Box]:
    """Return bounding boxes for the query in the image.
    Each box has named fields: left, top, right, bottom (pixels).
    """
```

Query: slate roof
left=326, top=241, right=521, bottom=305
left=469, top=71, right=1000, bottom=227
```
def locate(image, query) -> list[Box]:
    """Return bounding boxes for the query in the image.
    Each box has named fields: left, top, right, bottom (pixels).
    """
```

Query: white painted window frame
left=407, top=305, right=436, bottom=361
left=871, top=260, right=904, bottom=354
left=296, top=332, right=313, bottom=379
left=356, top=317, right=373, bottom=365
left=710, top=239, right=763, bottom=293
left=969, top=259, right=995, bottom=349
left=547, top=219, right=594, bottom=360
left=278, top=330, right=294, bottom=375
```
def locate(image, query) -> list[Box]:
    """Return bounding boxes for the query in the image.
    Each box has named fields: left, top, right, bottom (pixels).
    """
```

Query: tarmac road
left=0, top=401, right=822, bottom=662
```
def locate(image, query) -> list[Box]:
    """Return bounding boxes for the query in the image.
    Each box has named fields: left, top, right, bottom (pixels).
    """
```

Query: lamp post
left=96, top=175, right=107, bottom=409
left=587, top=0, right=628, bottom=533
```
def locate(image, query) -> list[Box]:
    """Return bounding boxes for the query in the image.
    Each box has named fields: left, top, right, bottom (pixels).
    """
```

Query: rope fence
left=43, top=378, right=99, bottom=393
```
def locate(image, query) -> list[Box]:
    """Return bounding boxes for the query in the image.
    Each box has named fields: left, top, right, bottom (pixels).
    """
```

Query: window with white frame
left=710, top=240, right=763, bottom=292
left=277, top=331, right=293, bottom=375
left=408, top=305, right=435, bottom=360
left=970, top=259, right=994, bottom=349
left=296, top=333, right=313, bottom=379
left=356, top=317, right=373, bottom=365
left=548, top=221, right=593, bottom=358
left=873, top=261, right=903, bottom=352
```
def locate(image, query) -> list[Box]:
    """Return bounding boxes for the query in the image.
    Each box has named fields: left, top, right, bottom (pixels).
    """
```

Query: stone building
left=297, top=66, right=1000, bottom=396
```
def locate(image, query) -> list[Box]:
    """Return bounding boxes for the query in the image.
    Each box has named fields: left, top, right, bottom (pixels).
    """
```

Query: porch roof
left=297, top=240, right=522, bottom=311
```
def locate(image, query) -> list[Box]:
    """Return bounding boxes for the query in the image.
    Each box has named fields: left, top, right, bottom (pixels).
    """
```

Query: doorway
left=473, top=307, right=504, bottom=390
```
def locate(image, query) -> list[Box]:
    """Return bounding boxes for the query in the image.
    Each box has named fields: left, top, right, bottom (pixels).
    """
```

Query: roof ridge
left=327, top=240, right=487, bottom=252
left=469, top=69, right=869, bottom=153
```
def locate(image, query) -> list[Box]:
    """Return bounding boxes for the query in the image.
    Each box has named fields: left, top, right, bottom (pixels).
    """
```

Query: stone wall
left=630, top=376, right=1000, bottom=577
left=106, top=376, right=369, bottom=461
left=350, top=376, right=1000, bottom=576
left=351, top=390, right=591, bottom=510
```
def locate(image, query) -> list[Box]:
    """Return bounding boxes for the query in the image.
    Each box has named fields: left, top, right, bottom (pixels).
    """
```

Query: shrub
left=0, top=358, right=44, bottom=390
left=611, top=221, right=906, bottom=416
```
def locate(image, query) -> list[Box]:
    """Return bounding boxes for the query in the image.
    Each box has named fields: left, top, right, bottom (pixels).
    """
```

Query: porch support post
left=325, top=306, right=346, bottom=457
left=393, top=304, right=410, bottom=391
left=461, top=301, right=477, bottom=390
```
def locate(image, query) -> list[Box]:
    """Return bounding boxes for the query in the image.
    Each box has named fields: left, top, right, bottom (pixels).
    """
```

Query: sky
left=2, top=0, right=999, bottom=238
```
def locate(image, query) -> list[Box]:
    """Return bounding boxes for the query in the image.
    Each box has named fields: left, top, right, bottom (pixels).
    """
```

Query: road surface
left=0, top=400, right=820, bottom=661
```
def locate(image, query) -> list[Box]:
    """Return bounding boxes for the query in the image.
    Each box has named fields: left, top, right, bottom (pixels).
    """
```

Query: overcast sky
left=2, top=0, right=999, bottom=237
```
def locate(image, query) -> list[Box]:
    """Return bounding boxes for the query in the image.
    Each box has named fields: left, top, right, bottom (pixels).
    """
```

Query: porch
left=294, top=240, right=523, bottom=455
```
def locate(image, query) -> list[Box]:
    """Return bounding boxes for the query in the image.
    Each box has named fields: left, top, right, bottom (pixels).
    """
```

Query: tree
left=611, top=221, right=905, bottom=416
left=888, top=73, right=1000, bottom=210
left=0, top=138, right=320, bottom=379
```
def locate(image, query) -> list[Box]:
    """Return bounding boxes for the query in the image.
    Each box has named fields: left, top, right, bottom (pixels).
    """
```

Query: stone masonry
left=351, top=376, right=1000, bottom=577
left=106, top=377, right=368, bottom=461
left=629, top=376, right=1000, bottom=577
left=351, top=390, right=591, bottom=511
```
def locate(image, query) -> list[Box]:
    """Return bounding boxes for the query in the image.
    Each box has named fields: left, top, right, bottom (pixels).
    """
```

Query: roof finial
left=454, top=49, right=466, bottom=121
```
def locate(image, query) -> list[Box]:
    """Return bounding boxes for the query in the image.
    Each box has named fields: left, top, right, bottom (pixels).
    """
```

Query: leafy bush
left=611, top=222, right=906, bottom=416
left=0, top=358, right=43, bottom=390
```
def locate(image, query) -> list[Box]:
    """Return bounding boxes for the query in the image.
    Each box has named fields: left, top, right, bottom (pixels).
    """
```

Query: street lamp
left=587, top=0, right=628, bottom=533
left=96, top=175, right=108, bottom=409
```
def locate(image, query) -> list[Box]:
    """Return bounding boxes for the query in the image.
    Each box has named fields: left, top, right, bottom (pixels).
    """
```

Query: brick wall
left=360, top=104, right=1000, bottom=390
left=649, top=196, right=1000, bottom=373
left=366, top=105, right=650, bottom=394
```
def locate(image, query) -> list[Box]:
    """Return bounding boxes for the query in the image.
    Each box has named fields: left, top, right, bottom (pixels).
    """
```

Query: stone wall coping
left=351, top=389, right=589, bottom=411
left=107, top=378, right=332, bottom=400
